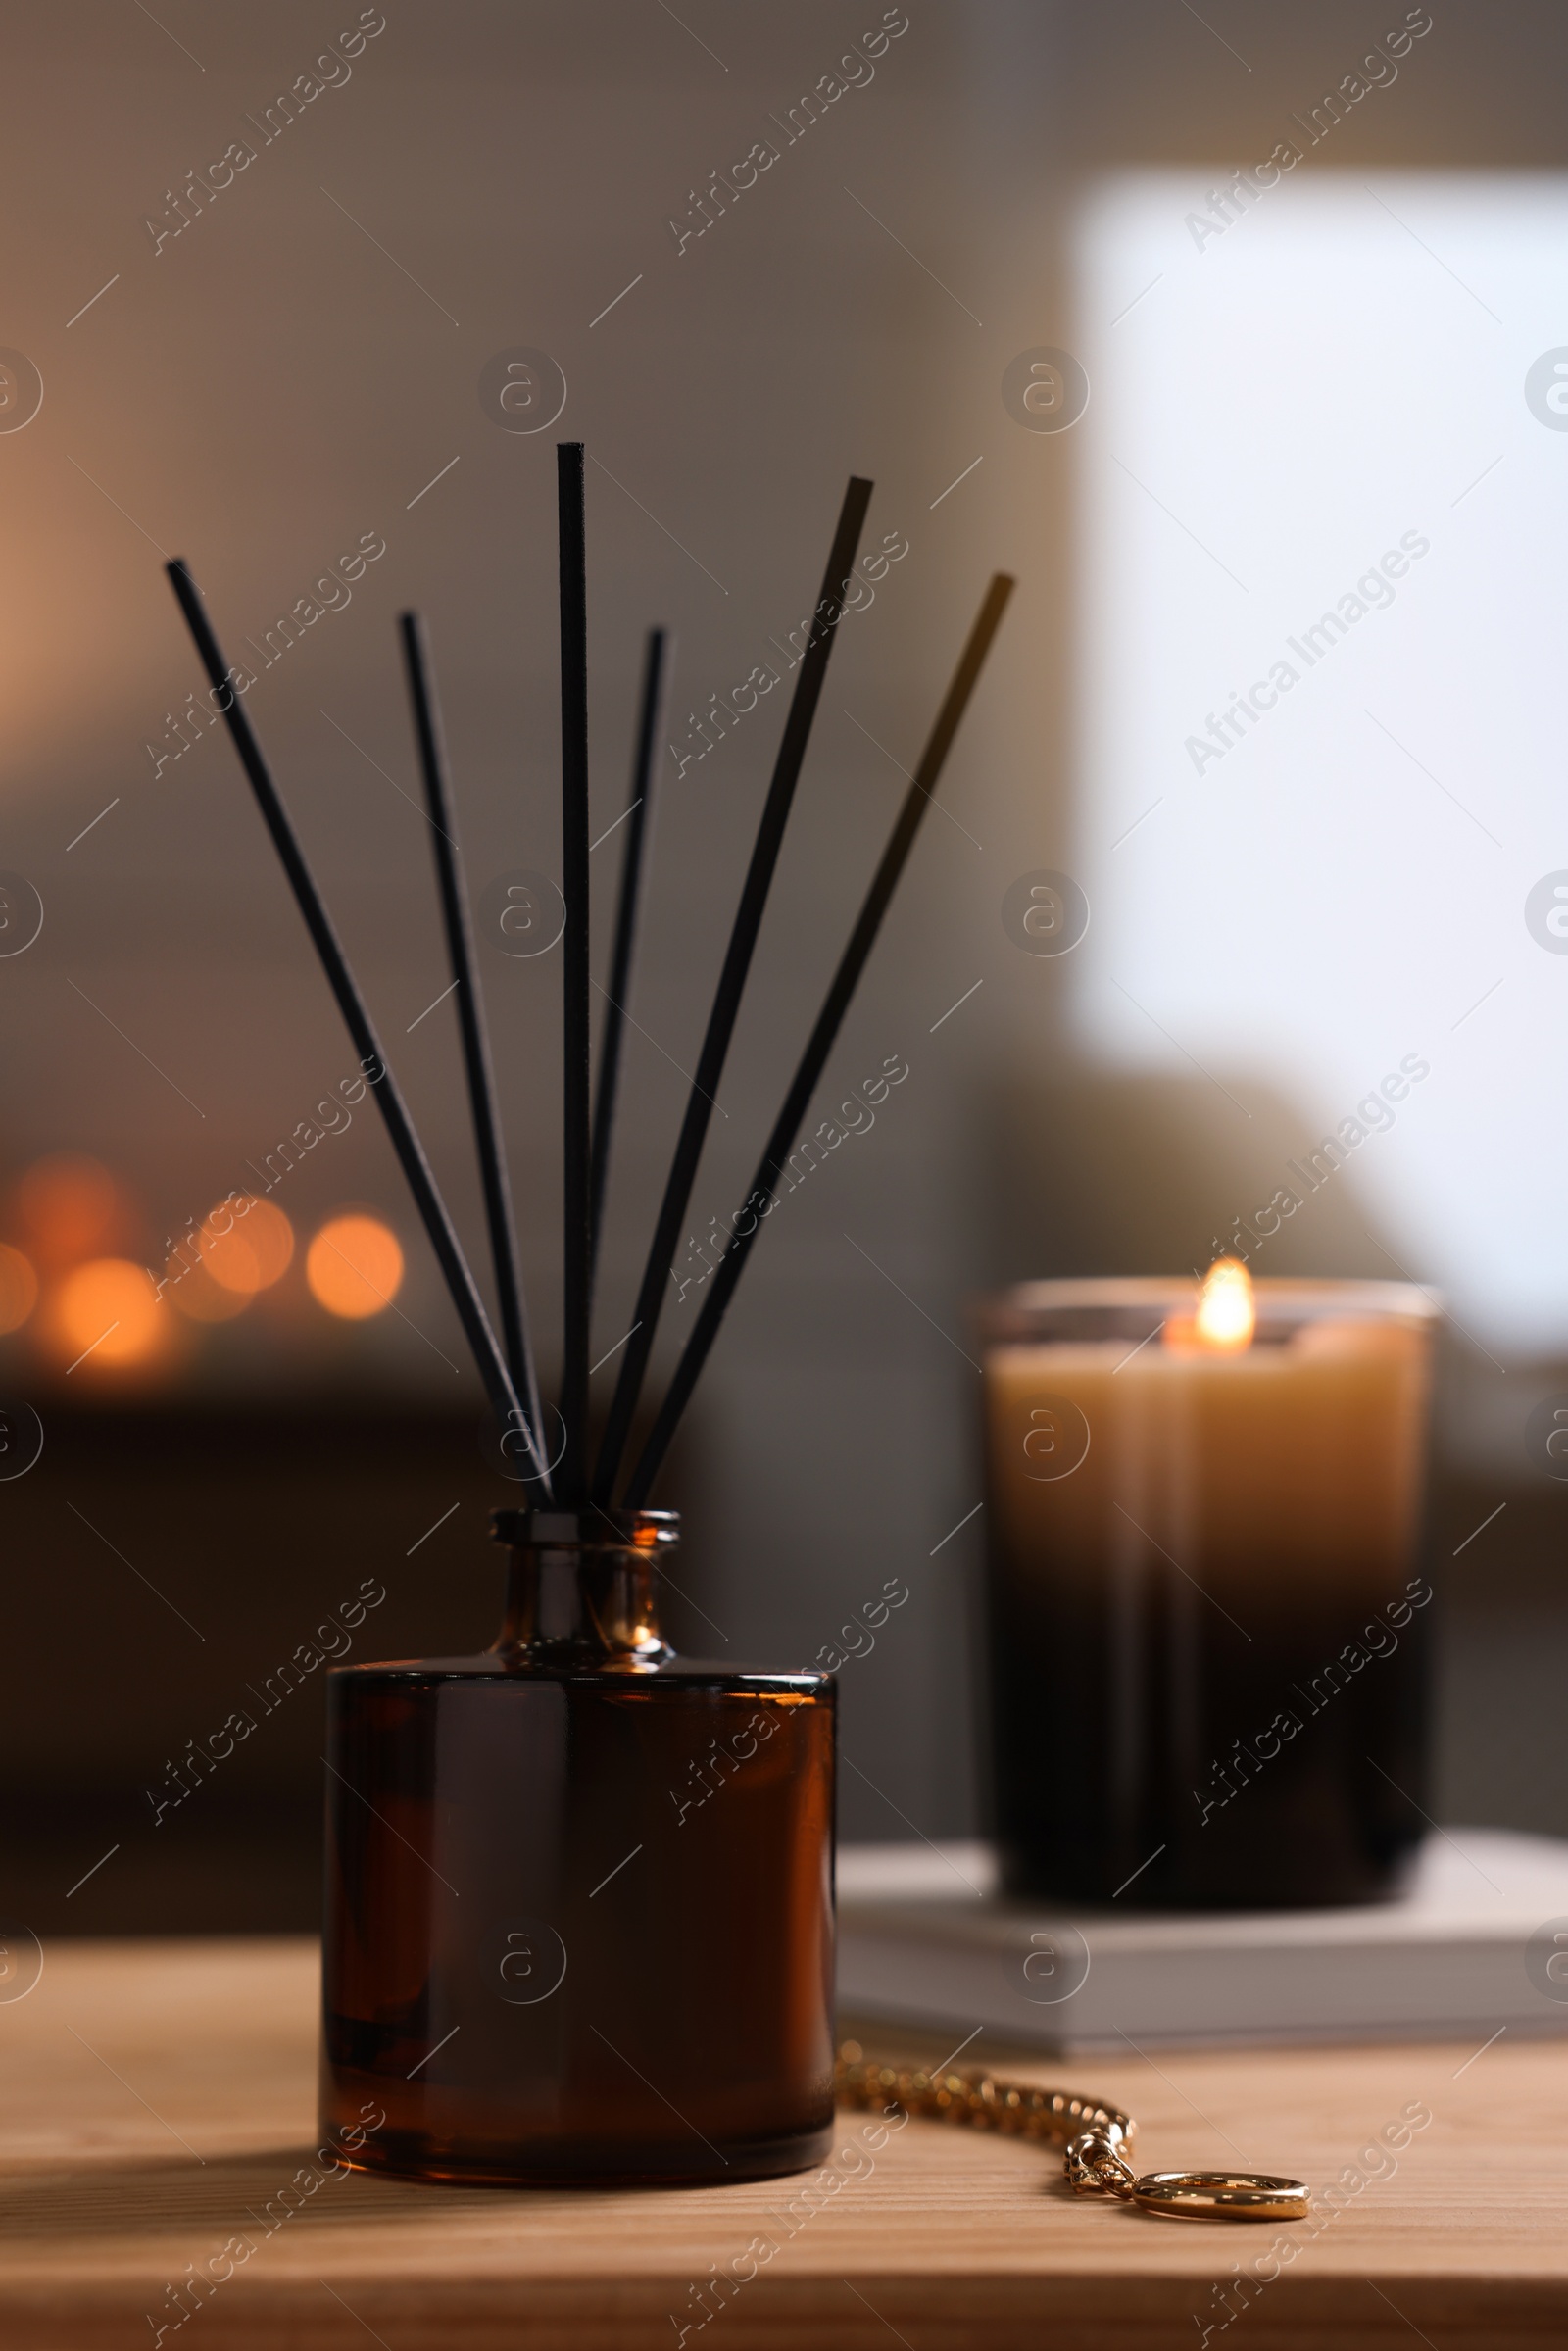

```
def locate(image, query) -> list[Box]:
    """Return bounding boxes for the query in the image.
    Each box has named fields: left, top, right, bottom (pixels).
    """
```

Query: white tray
left=836, top=1831, right=1568, bottom=2052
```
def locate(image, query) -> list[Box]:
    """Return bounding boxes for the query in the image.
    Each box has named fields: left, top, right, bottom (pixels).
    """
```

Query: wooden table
left=1, top=1938, right=1562, bottom=2348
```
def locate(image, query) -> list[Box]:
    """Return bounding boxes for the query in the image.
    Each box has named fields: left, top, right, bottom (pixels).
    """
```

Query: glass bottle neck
left=489, top=1507, right=677, bottom=1669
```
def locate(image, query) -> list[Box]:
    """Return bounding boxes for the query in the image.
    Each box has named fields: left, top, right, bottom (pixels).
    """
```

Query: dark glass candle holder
left=321, top=1508, right=836, bottom=2184
left=978, top=1279, right=1438, bottom=1910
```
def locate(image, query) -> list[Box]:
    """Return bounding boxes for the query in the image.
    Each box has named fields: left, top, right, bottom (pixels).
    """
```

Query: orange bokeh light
left=170, top=1258, right=253, bottom=1324
left=201, top=1198, right=294, bottom=1295
left=53, top=1257, right=166, bottom=1369
left=14, top=1154, right=127, bottom=1266
left=307, top=1214, right=404, bottom=1320
left=0, top=1243, right=38, bottom=1335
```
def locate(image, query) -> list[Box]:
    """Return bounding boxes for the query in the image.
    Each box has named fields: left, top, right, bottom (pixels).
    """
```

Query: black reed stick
left=558, top=445, right=592, bottom=1504
left=588, top=626, right=671, bottom=1310
left=621, top=573, right=1015, bottom=1509
left=592, top=477, right=873, bottom=1506
left=399, top=610, right=548, bottom=1480
left=166, top=559, right=552, bottom=1494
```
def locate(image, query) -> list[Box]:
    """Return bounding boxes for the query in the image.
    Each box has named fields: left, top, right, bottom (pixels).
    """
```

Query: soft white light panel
left=1073, top=172, right=1568, bottom=1351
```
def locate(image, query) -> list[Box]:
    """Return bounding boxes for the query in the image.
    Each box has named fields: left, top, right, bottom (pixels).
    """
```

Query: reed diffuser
left=168, top=451, right=1011, bottom=2185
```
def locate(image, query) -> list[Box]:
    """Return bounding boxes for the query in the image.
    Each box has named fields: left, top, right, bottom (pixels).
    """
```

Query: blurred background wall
left=3, top=0, right=1568, bottom=1933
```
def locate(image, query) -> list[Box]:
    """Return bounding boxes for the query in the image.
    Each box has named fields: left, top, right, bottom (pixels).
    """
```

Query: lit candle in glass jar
left=978, top=1267, right=1438, bottom=1909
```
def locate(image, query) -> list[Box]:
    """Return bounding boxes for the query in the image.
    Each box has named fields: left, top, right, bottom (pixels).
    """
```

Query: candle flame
left=1194, top=1257, right=1255, bottom=1351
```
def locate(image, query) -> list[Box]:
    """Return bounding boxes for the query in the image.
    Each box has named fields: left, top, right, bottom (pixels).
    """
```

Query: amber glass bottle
left=320, top=1509, right=836, bottom=2184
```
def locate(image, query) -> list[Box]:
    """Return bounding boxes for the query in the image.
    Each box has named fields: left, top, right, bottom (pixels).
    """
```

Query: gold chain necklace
left=835, top=2044, right=1309, bottom=2223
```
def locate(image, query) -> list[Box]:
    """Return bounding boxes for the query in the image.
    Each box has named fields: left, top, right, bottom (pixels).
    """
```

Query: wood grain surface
left=0, top=1937, right=1561, bottom=2348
